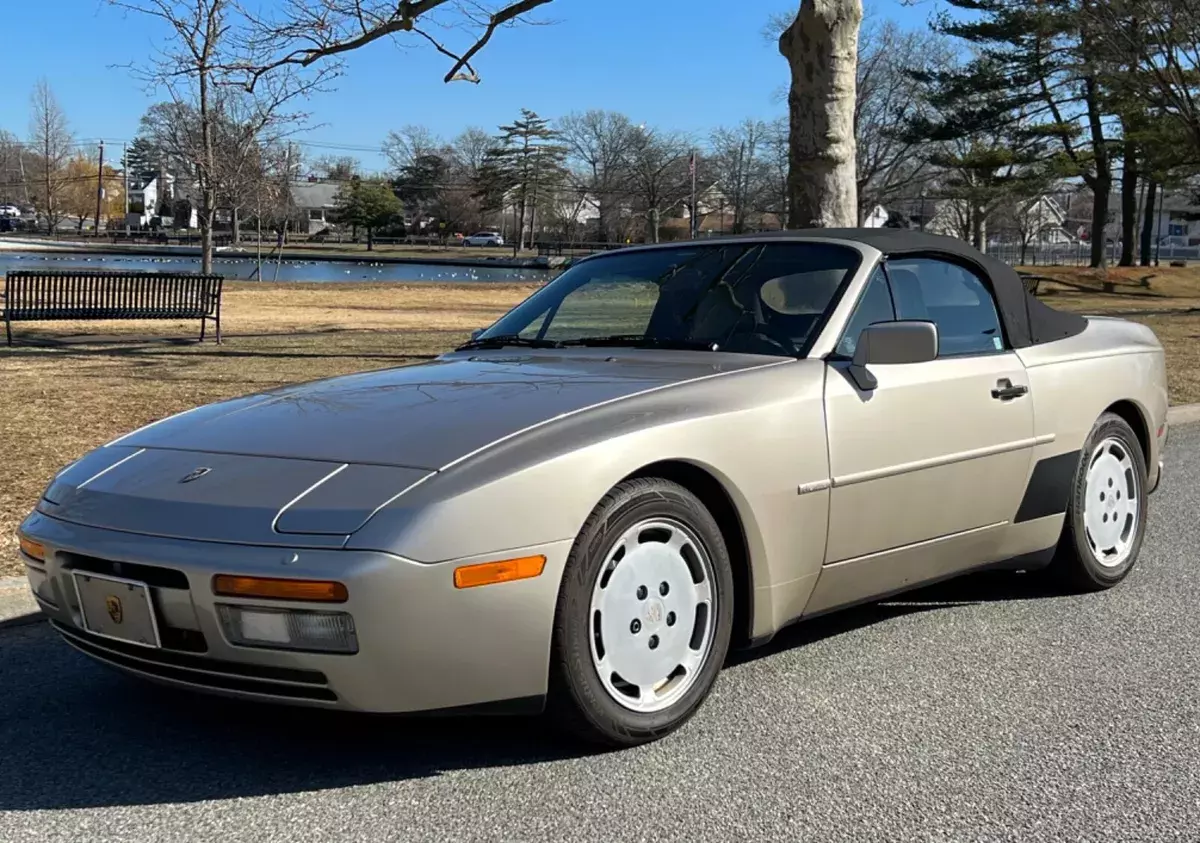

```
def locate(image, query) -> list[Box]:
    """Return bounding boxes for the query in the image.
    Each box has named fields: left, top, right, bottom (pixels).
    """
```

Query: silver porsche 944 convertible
left=18, top=229, right=1168, bottom=746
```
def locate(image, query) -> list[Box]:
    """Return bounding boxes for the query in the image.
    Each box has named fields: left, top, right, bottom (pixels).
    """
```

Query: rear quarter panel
left=1016, top=316, right=1168, bottom=475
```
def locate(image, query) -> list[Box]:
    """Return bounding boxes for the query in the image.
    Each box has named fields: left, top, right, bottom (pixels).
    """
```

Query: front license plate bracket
left=71, top=571, right=163, bottom=649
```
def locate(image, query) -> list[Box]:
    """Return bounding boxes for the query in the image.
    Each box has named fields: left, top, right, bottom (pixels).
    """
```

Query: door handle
left=991, top=379, right=1029, bottom=401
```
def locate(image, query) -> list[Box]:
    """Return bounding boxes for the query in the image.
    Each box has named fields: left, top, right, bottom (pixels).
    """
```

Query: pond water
left=0, top=250, right=551, bottom=283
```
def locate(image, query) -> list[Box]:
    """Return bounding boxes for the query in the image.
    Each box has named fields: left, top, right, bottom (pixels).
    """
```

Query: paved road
left=2, top=429, right=1199, bottom=843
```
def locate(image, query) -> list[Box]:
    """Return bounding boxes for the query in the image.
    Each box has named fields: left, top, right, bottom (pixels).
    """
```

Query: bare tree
left=558, top=110, right=635, bottom=242
left=761, top=117, right=790, bottom=226
left=995, top=190, right=1066, bottom=264
left=238, top=1, right=555, bottom=87
left=623, top=127, right=693, bottom=244
left=0, top=130, right=29, bottom=206
left=854, top=20, right=949, bottom=224
left=312, top=154, right=360, bottom=180
left=28, top=79, right=74, bottom=233
left=1088, top=0, right=1200, bottom=153
left=709, top=119, right=768, bottom=233
left=778, top=0, right=864, bottom=228
left=383, top=124, right=442, bottom=173
left=109, top=0, right=325, bottom=272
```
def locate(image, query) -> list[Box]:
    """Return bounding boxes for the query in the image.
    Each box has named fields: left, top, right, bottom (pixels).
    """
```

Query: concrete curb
left=0, top=575, right=39, bottom=627
left=1168, top=403, right=1200, bottom=427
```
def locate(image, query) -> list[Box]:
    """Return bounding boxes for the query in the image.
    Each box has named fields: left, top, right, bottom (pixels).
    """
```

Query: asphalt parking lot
left=1, top=426, right=1198, bottom=842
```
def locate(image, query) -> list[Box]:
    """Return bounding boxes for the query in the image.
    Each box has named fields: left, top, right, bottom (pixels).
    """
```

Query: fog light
left=216, top=604, right=358, bottom=654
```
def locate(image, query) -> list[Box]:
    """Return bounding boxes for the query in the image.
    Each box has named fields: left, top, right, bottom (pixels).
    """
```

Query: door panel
left=823, top=352, right=1036, bottom=563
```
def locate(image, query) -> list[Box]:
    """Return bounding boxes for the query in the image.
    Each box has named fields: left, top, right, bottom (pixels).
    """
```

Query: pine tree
left=487, top=109, right=567, bottom=251
left=909, top=0, right=1116, bottom=267
left=332, top=178, right=400, bottom=250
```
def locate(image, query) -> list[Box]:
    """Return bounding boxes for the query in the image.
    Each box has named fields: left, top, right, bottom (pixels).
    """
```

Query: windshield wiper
left=456, top=333, right=562, bottom=350
left=559, top=334, right=720, bottom=351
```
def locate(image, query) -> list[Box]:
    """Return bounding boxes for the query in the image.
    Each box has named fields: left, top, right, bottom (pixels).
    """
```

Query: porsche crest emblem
left=179, top=467, right=212, bottom=484
left=105, top=595, right=123, bottom=624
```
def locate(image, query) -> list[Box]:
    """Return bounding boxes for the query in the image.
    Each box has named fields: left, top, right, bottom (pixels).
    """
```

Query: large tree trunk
left=646, top=208, right=661, bottom=244
left=1140, top=180, right=1158, bottom=267
left=779, top=0, right=863, bottom=228
left=971, top=206, right=985, bottom=252
left=1082, top=73, right=1111, bottom=269
left=1089, top=174, right=1111, bottom=268
left=1119, top=139, right=1138, bottom=266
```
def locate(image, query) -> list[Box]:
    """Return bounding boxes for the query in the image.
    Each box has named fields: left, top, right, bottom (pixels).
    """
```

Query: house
left=290, top=180, right=341, bottom=235
left=125, top=171, right=199, bottom=229
left=1108, top=190, right=1200, bottom=247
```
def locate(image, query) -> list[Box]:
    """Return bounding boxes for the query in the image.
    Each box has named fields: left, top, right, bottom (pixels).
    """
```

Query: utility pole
left=17, top=147, right=30, bottom=207
left=122, top=142, right=129, bottom=234
left=95, top=140, right=105, bottom=235
left=689, top=149, right=697, bottom=240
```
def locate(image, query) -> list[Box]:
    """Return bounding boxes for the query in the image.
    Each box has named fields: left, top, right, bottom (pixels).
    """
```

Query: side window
left=835, top=267, right=895, bottom=357
left=887, top=258, right=1004, bottom=357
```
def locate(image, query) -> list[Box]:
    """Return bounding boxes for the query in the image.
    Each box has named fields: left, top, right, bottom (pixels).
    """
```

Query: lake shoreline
left=0, top=246, right=560, bottom=283
left=0, top=236, right=575, bottom=270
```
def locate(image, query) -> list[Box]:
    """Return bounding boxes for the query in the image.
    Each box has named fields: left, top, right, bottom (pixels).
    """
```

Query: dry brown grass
left=2, top=267, right=1198, bottom=577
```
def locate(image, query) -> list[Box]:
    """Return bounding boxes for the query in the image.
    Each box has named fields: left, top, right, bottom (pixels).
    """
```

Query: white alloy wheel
left=1082, top=436, right=1141, bottom=568
left=588, top=518, right=717, bottom=713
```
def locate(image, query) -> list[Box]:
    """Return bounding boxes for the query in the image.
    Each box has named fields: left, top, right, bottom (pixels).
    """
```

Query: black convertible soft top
left=698, top=228, right=1090, bottom=349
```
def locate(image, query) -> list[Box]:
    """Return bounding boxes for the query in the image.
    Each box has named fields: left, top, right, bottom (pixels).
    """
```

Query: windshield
left=470, top=241, right=863, bottom=356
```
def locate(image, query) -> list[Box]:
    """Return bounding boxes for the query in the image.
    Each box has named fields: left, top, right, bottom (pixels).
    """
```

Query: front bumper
left=19, top=510, right=571, bottom=714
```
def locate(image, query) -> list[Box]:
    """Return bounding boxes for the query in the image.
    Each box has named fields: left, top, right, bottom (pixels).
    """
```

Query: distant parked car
left=0, top=204, right=22, bottom=219
left=462, top=231, right=504, bottom=247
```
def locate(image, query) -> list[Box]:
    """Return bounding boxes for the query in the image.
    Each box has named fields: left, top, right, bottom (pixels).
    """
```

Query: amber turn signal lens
left=18, top=534, right=45, bottom=562
left=453, top=555, right=546, bottom=589
left=212, top=575, right=348, bottom=603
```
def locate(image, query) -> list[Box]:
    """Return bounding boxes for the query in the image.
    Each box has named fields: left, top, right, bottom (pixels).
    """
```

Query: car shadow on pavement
left=0, top=622, right=597, bottom=812
left=729, top=568, right=1062, bottom=666
left=0, top=569, right=1060, bottom=812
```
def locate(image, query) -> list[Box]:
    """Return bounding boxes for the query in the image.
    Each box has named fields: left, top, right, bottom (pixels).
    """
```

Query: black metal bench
left=3, top=269, right=223, bottom=346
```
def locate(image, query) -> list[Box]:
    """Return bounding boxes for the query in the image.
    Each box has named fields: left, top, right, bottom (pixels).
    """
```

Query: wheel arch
left=1103, top=399, right=1151, bottom=469
left=622, top=460, right=756, bottom=649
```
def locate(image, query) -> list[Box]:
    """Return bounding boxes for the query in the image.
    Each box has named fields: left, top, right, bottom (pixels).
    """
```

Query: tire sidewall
left=555, top=480, right=735, bottom=741
left=1066, top=413, right=1148, bottom=586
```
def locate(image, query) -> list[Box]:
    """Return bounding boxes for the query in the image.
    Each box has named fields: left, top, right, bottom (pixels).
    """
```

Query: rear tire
left=1051, top=412, right=1148, bottom=591
left=547, top=478, right=734, bottom=747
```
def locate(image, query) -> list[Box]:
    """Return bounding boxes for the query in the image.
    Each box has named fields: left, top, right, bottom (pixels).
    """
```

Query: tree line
left=5, top=1, right=1200, bottom=271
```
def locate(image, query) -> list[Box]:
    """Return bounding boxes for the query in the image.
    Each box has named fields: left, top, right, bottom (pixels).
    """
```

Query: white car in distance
left=462, top=231, right=505, bottom=247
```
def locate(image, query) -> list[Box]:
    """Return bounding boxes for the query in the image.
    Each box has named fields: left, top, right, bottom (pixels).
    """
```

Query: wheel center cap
left=645, top=598, right=665, bottom=626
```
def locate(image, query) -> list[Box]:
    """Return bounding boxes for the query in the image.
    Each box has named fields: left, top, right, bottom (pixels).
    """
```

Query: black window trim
left=827, top=260, right=894, bottom=362
left=883, top=250, right=1011, bottom=358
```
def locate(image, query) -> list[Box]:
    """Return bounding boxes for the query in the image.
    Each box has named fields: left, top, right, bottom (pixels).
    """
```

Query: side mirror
left=848, top=321, right=939, bottom=391
left=470, top=328, right=484, bottom=340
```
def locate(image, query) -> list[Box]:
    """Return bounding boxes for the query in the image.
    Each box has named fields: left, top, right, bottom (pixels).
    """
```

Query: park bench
left=3, top=269, right=224, bottom=346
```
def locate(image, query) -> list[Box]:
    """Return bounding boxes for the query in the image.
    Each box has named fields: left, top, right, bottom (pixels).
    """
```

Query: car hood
left=36, top=350, right=775, bottom=545
left=114, top=350, right=771, bottom=469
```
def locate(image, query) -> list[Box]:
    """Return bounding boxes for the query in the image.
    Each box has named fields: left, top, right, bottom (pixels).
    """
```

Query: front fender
left=347, top=360, right=832, bottom=640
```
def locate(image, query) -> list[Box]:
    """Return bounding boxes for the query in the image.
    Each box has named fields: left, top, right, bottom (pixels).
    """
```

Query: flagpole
left=689, top=150, right=697, bottom=240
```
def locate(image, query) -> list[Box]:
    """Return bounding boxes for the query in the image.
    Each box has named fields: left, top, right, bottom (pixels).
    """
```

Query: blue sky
left=1, top=0, right=928, bottom=172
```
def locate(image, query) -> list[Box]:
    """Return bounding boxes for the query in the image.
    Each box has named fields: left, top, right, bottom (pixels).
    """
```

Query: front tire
left=547, top=478, right=734, bottom=747
left=1052, top=412, right=1148, bottom=591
